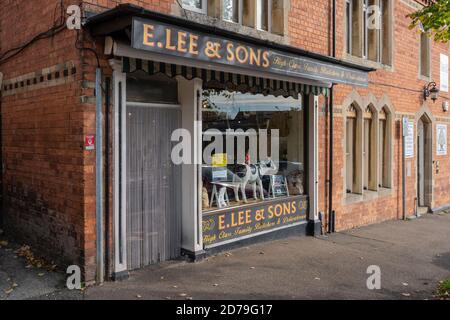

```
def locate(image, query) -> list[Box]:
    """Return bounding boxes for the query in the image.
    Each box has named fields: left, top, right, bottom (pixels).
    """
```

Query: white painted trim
left=308, top=94, right=319, bottom=220
left=112, top=64, right=128, bottom=273
left=126, top=101, right=181, bottom=109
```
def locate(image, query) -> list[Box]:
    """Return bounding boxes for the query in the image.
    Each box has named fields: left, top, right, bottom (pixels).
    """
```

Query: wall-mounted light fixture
left=423, top=82, right=439, bottom=102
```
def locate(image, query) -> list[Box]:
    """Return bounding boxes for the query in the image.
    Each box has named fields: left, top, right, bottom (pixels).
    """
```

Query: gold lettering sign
left=133, top=18, right=369, bottom=87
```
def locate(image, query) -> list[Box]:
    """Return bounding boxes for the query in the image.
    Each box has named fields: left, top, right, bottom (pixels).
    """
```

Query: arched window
left=378, top=107, right=392, bottom=188
left=363, top=105, right=377, bottom=191
left=345, top=103, right=363, bottom=194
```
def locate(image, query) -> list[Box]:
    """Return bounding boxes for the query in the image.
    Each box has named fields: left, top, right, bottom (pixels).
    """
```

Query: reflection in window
left=182, top=0, right=206, bottom=13
left=201, top=90, right=305, bottom=211
left=223, top=0, right=240, bottom=23
left=257, top=0, right=270, bottom=31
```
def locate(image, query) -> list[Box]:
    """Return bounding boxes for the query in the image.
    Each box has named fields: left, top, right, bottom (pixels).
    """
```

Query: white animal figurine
left=238, top=164, right=265, bottom=202
left=259, top=159, right=278, bottom=176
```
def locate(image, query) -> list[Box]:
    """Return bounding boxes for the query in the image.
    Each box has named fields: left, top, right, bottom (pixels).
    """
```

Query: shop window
left=420, top=33, right=431, bottom=78
left=201, top=90, right=305, bottom=211
left=345, top=103, right=362, bottom=194
left=363, top=105, right=377, bottom=191
left=182, top=0, right=208, bottom=14
left=378, top=107, right=391, bottom=188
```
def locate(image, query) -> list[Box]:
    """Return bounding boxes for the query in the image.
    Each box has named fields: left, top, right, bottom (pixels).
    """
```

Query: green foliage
left=436, top=279, right=450, bottom=299
left=408, top=0, right=450, bottom=42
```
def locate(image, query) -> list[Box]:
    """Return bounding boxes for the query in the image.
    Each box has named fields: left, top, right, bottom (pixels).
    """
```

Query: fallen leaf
left=186, top=297, right=193, bottom=300
left=12, top=283, right=18, bottom=288
left=136, top=294, right=142, bottom=298
left=315, top=277, right=321, bottom=281
left=250, top=267, right=255, bottom=269
left=179, top=293, right=187, bottom=297
left=4, top=288, right=13, bottom=294
left=172, top=285, right=178, bottom=288
left=402, top=282, right=409, bottom=286
left=37, top=273, right=45, bottom=277
left=402, top=293, right=411, bottom=297
left=213, top=283, right=219, bottom=287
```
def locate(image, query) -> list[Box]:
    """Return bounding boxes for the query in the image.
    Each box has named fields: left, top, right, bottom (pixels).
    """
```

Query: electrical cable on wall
left=0, top=0, right=66, bottom=65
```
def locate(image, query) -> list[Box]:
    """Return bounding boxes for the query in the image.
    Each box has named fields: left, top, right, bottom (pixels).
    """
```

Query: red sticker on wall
left=85, top=135, right=95, bottom=151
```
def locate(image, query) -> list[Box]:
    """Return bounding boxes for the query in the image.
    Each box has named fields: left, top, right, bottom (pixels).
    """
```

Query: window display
left=201, top=90, right=305, bottom=212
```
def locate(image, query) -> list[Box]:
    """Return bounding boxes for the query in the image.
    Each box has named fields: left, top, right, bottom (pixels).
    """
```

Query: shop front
left=86, top=5, right=369, bottom=276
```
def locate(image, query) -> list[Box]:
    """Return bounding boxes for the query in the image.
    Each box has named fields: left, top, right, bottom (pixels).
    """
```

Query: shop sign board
left=202, top=195, right=308, bottom=247
left=132, top=18, right=369, bottom=87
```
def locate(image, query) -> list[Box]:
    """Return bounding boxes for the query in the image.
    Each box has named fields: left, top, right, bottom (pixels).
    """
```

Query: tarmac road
left=1, top=212, right=449, bottom=300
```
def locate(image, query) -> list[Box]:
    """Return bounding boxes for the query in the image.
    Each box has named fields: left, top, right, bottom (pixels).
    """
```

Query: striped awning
left=122, top=57, right=329, bottom=97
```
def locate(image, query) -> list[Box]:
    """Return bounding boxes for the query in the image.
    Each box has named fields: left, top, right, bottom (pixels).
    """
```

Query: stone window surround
left=342, top=91, right=395, bottom=205
left=342, top=0, right=395, bottom=71
left=172, top=0, right=290, bottom=45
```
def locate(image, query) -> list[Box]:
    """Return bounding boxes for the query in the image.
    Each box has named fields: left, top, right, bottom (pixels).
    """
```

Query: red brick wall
left=2, top=0, right=450, bottom=281
left=321, top=0, right=450, bottom=231
left=0, top=0, right=99, bottom=280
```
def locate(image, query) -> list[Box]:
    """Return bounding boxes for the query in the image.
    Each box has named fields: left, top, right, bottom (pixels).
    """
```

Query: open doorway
left=417, top=114, right=433, bottom=212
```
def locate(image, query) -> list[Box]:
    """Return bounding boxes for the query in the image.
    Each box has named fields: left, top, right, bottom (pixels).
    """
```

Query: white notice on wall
left=440, top=54, right=449, bottom=92
left=437, top=124, right=447, bottom=156
left=405, top=120, right=414, bottom=158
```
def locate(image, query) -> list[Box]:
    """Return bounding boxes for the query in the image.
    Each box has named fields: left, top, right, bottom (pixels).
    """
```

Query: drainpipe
left=95, top=68, right=104, bottom=283
left=0, top=72, right=3, bottom=228
left=328, top=0, right=336, bottom=233
left=104, top=77, right=111, bottom=279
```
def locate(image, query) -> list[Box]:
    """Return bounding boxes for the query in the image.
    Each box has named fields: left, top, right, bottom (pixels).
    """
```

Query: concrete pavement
left=1, top=212, right=449, bottom=300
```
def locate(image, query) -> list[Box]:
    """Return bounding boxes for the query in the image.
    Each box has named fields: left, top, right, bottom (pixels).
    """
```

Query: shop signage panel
left=202, top=195, right=308, bottom=247
left=132, top=18, right=368, bottom=87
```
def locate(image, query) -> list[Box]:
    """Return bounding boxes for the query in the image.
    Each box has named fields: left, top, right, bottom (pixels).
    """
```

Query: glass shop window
left=126, top=71, right=178, bottom=104
left=201, top=90, right=305, bottom=211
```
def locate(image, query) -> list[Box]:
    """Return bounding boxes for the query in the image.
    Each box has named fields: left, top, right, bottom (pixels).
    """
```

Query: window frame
left=345, top=0, right=353, bottom=55
left=256, top=0, right=273, bottom=32
left=344, top=0, right=393, bottom=67
left=182, top=0, right=208, bottom=14
left=419, top=32, right=432, bottom=79
left=378, top=107, right=392, bottom=189
left=222, top=0, right=244, bottom=24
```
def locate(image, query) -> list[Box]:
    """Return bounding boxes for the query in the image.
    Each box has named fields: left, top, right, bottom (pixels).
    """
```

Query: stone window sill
left=341, top=53, right=394, bottom=72
left=171, top=6, right=288, bottom=45
left=344, top=187, right=393, bottom=206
